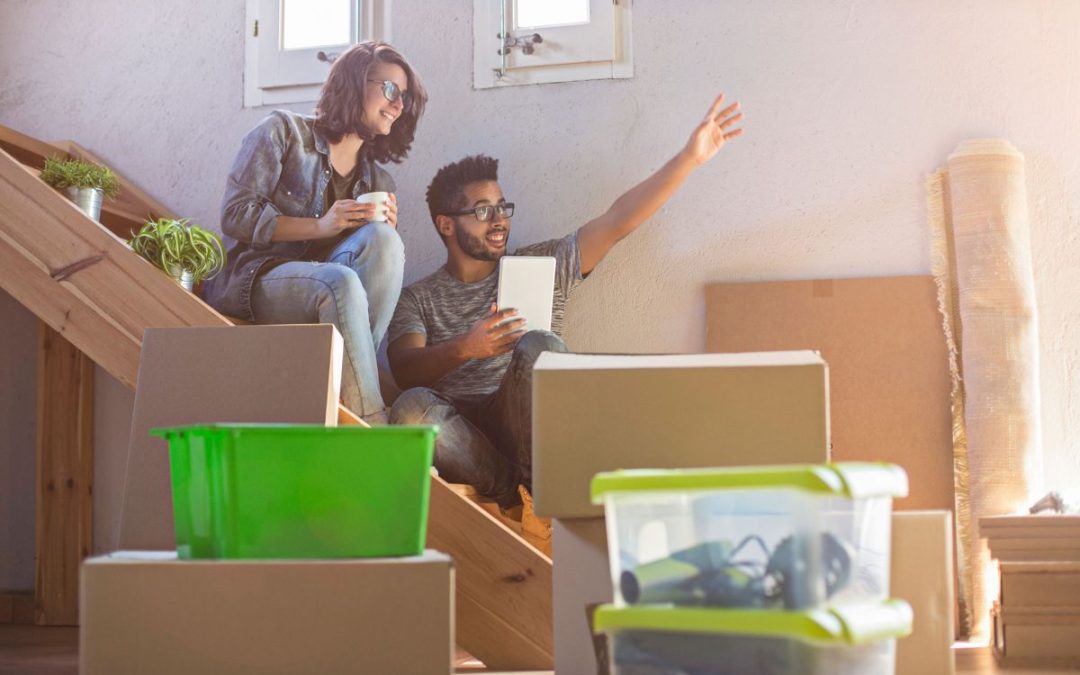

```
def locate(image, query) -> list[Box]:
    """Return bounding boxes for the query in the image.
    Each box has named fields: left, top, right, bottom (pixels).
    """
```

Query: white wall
left=2, top=0, right=1079, bottom=586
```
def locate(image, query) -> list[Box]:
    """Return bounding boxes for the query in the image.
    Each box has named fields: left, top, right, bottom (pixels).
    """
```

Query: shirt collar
left=313, top=126, right=330, bottom=156
left=313, top=122, right=375, bottom=190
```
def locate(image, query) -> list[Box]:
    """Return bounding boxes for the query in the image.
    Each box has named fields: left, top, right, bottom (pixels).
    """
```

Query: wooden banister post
left=34, top=322, right=94, bottom=625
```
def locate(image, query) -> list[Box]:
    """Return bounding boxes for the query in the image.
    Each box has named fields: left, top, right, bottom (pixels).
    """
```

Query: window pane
left=281, top=0, right=352, bottom=50
left=514, top=0, right=589, bottom=29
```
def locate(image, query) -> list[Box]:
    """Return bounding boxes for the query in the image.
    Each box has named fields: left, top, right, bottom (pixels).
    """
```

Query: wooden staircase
left=0, top=124, right=553, bottom=670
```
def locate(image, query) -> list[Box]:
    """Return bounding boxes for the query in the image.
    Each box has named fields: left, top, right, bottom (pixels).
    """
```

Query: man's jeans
left=251, top=223, right=404, bottom=419
left=389, top=330, right=567, bottom=506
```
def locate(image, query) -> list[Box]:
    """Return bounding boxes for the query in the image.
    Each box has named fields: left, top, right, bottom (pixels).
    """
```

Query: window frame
left=472, top=0, right=633, bottom=90
left=244, top=0, right=392, bottom=108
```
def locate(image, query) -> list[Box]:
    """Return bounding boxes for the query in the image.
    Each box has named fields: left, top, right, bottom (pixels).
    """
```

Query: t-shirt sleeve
left=388, top=287, right=427, bottom=345
left=517, top=231, right=584, bottom=298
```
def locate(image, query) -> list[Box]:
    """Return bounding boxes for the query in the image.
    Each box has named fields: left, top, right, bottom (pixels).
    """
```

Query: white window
left=473, top=0, right=633, bottom=89
left=244, top=0, right=391, bottom=108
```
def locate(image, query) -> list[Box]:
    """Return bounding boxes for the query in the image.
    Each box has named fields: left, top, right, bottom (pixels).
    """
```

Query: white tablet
left=497, top=256, right=556, bottom=333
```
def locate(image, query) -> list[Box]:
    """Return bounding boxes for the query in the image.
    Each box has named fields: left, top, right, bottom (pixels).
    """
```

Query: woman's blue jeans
left=251, top=223, right=404, bottom=419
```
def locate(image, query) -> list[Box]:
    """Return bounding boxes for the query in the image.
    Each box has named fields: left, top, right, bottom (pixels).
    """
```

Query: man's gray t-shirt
left=389, top=232, right=583, bottom=401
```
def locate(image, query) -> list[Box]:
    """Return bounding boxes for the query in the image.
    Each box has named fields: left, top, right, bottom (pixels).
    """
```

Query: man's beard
left=455, top=227, right=506, bottom=262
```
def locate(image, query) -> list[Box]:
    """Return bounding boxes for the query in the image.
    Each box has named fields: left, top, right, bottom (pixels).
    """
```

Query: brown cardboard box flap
left=706, top=276, right=953, bottom=512
left=117, top=324, right=342, bottom=551
left=892, top=510, right=956, bottom=675
left=553, top=518, right=612, bottom=675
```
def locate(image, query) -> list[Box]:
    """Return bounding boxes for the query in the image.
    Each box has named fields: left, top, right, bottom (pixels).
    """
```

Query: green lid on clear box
left=593, top=599, right=913, bottom=646
left=590, top=462, right=908, bottom=503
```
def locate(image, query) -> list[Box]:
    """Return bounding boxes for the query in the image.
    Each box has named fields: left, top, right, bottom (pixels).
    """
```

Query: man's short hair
left=425, top=154, right=500, bottom=227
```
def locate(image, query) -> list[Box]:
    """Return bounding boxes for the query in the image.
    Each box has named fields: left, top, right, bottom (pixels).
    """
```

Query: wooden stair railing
left=0, top=125, right=553, bottom=670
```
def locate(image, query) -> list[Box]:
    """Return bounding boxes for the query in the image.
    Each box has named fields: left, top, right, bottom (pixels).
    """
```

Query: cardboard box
left=980, top=514, right=1080, bottom=540
left=705, top=276, right=953, bottom=512
left=892, top=511, right=956, bottom=675
left=80, top=550, right=453, bottom=674
left=989, top=541, right=1080, bottom=563
left=1001, top=562, right=1080, bottom=608
left=993, top=603, right=1080, bottom=662
left=532, top=351, right=830, bottom=518
left=553, top=518, right=611, bottom=675
left=118, top=325, right=342, bottom=550
left=982, top=515, right=1080, bottom=563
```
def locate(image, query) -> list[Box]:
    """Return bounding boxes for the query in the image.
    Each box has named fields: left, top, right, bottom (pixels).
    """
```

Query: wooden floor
left=2, top=625, right=1078, bottom=674
left=0, top=625, right=550, bottom=674
left=0, top=626, right=77, bottom=675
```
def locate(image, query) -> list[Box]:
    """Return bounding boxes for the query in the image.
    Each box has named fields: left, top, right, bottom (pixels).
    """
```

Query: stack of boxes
left=532, top=350, right=835, bottom=673
left=982, top=514, right=1080, bottom=663
left=589, top=463, right=912, bottom=674
left=80, top=325, right=455, bottom=674
left=83, top=424, right=453, bottom=674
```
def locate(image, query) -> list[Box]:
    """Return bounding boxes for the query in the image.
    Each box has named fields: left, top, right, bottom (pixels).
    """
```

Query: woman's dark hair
left=425, top=154, right=500, bottom=227
left=314, top=41, right=427, bottom=164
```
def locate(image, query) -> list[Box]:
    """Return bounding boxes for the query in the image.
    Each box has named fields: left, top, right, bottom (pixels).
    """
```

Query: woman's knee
left=368, top=221, right=405, bottom=253
left=311, top=264, right=369, bottom=313
left=352, top=222, right=405, bottom=268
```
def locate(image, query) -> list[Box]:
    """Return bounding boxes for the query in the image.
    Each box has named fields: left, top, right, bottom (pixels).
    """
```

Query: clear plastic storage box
left=590, top=463, right=908, bottom=610
left=593, top=599, right=912, bottom=675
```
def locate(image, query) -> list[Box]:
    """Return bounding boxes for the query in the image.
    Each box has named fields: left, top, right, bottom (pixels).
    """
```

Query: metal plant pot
left=64, top=186, right=104, bottom=221
left=168, top=265, right=195, bottom=292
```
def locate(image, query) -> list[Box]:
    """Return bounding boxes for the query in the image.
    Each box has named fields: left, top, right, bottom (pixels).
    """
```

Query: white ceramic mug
left=356, top=191, right=390, bottom=224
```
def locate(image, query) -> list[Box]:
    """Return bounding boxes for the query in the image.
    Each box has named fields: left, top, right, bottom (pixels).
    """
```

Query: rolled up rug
left=928, top=139, right=1044, bottom=637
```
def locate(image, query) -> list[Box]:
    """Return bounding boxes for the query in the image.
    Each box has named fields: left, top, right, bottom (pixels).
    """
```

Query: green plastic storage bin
left=151, top=424, right=437, bottom=559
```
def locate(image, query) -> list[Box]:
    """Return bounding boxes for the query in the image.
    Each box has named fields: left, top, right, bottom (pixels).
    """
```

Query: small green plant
left=40, top=157, right=121, bottom=199
left=130, top=218, right=225, bottom=285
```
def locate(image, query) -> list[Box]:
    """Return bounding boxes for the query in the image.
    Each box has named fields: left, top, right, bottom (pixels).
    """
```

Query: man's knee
left=514, top=330, right=567, bottom=361
left=389, top=387, right=450, bottom=425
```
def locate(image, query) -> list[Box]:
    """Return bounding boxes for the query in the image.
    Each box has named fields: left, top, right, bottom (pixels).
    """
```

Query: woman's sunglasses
left=367, top=79, right=411, bottom=108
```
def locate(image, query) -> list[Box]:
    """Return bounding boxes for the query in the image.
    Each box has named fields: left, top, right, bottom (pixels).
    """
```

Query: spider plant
left=129, top=218, right=225, bottom=291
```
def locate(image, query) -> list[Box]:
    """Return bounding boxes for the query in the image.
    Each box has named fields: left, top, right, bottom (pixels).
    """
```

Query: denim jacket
left=202, top=110, right=396, bottom=320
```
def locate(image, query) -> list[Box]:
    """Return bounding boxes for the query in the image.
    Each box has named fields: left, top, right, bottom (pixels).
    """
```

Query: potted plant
left=39, top=156, right=121, bottom=222
left=129, top=218, right=225, bottom=292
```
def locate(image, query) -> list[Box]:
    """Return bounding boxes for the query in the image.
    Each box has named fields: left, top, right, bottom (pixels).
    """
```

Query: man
left=388, top=93, right=744, bottom=506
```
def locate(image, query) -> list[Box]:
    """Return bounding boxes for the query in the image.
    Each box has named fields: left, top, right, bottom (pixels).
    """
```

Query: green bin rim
left=590, top=462, right=908, bottom=502
left=150, top=423, right=439, bottom=441
left=592, top=599, right=913, bottom=646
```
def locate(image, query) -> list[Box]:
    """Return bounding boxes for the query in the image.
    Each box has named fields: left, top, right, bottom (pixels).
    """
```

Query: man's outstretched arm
left=577, top=93, right=744, bottom=275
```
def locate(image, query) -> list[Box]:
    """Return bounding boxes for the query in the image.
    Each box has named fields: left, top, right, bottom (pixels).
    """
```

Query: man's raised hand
left=684, top=93, right=744, bottom=166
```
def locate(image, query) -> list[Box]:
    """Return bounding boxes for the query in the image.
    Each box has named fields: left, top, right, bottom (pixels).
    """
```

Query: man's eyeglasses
left=442, top=202, right=515, bottom=222
left=367, top=79, right=411, bottom=108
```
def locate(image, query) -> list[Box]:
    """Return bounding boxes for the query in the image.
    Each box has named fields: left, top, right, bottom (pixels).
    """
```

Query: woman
left=203, top=42, right=427, bottom=424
